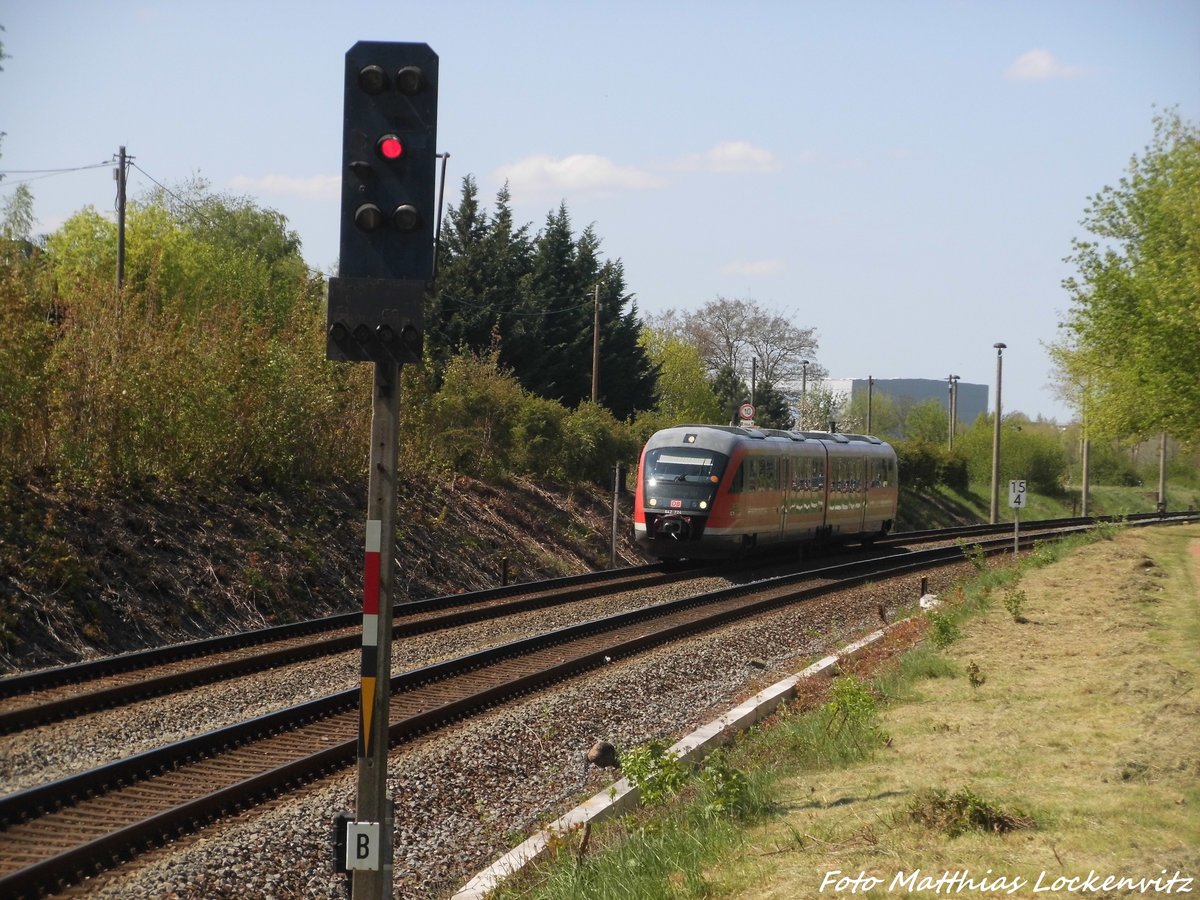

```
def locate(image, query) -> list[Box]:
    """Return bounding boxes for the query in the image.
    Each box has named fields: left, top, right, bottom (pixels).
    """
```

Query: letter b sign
left=346, top=821, right=380, bottom=871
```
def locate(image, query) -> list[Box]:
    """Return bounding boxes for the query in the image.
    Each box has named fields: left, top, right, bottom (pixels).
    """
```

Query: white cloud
left=229, top=174, right=341, bottom=201
left=720, top=259, right=785, bottom=277
left=671, top=141, right=781, bottom=174
left=493, top=154, right=666, bottom=196
left=1004, top=49, right=1088, bottom=81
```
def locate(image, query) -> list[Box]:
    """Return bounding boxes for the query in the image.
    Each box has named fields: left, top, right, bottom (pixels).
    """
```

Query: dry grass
left=709, top=525, right=1200, bottom=898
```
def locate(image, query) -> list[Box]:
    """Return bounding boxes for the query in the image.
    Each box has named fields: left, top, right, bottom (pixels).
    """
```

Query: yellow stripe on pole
left=361, top=676, right=376, bottom=756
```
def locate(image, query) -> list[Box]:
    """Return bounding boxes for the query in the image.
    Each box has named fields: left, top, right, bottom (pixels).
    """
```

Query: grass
left=491, top=522, right=1200, bottom=899
left=918, top=479, right=1198, bottom=527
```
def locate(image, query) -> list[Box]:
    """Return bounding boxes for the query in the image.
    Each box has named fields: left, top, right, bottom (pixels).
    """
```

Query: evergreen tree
left=754, top=379, right=794, bottom=429
left=712, top=364, right=749, bottom=425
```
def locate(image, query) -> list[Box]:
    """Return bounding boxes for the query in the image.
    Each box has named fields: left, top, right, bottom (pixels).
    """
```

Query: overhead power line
left=0, top=160, right=113, bottom=190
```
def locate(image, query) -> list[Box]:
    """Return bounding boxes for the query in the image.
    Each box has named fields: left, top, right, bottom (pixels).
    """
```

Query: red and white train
left=633, top=424, right=898, bottom=558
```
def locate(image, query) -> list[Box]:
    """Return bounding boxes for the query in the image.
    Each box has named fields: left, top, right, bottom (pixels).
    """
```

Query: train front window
left=645, top=448, right=727, bottom=486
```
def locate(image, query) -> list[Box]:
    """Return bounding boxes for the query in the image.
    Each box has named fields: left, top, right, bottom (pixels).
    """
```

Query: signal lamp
left=354, top=203, right=384, bottom=231
left=395, top=65, right=424, bottom=95
left=392, top=204, right=419, bottom=232
left=358, top=64, right=388, bottom=95
left=377, top=135, right=404, bottom=160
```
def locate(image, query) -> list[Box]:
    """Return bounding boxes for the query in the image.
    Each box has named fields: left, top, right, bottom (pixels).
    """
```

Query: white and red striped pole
left=353, top=362, right=401, bottom=900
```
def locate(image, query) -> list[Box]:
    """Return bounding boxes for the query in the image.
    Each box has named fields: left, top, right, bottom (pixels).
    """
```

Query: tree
left=754, top=379, right=794, bottom=429
left=652, top=296, right=821, bottom=423
left=638, top=328, right=720, bottom=424
left=799, top=384, right=844, bottom=432
left=1, top=183, right=35, bottom=244
left=427, top=178, right=533, bottom=366
left=1053, top=110, right=1200, bottom=444
left=711, top=363, right=749, bottom=425
left=905, top=399, right=950, bottom=443
left=430, top=185, right=656, bottom=420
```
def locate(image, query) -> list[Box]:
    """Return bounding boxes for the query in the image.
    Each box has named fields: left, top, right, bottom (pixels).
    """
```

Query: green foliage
left=1003, top=589, right=1028, bottom=622
left=905, top=398, right=950, bottom=443
left=512, top=395, right=569, bottom=479
left=955, top=415, right=1068, bottom=495
left=893, top=439, right=971, bottom=492
left=908, top=787, right=1035, bottom=836
left=430, top=180, right=657, bottom=420
left=1054, top=109, right=1200, bottom=443
left=710, top=362, right=748, bottom=425
left=637, top=327, right=721, bottom=424
left=825, top=675, right=881, bottom=740
left=961, top=542, right=988, bottom=570
left=927, top=610, right=962, bottom=648
left=894, top=439, right=942, bottom=490
left=621, top=740, right=690, bottom=805
left=966, top=661, right=986, bottom=689
left=432, top=350, right=526, bottom=478
left=0, top=184, right=370, bottom=485
left=560, top=402, right=638, bottom=484
left=844, top=389, right=901, bottom=437
left=754, top=379, right=794, bottom=430
left=696, top=750, right=751, bottom=820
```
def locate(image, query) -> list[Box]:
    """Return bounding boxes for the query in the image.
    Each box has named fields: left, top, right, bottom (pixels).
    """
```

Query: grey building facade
left=824, top=377, right=989, bottom=428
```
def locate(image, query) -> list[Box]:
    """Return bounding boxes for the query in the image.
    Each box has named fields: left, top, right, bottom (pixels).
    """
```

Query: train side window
left=728, top=462, right=745, bottom=494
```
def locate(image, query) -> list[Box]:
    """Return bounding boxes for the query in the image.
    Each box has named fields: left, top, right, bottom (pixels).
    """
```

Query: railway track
left=0, top=513, right=1187, bottom=736
left=0, top=522, right=1143, bottom=898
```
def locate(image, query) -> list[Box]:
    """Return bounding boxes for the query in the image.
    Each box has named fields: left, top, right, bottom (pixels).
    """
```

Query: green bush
left=892, top=440, right=969, bottom=492
left=894, top=439, right=942, bottom=490
left=560, top=401, right=638, bottom=485
left=956, top=416, right=1068, bottom=495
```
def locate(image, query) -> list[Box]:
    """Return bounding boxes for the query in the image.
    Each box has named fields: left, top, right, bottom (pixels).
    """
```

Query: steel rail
left=5, top=514, right=1193, bottom=734
left=0, top=531, right=1065, bottom=897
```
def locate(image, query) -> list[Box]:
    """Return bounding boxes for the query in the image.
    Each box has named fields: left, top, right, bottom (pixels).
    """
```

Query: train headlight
left=649, top=498, right=658, bottom=507
left=699, top=501, right=708, bottom=510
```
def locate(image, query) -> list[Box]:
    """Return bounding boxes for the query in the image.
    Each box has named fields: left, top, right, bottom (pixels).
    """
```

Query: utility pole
left=1157, top=431, right=1168, bottom=513
left=866, top=376, right=875, bottom=434
left=1081, top=379, right=1091, bottom=517
left=800, top=360, right=808, bottom=429
left=591, top=283, right=600, bottom=403
left=989, top=343, right=1007, bottom=524
left=947, top=374, right=959, bottom=449
left=114, top=146, right=129, bottom=301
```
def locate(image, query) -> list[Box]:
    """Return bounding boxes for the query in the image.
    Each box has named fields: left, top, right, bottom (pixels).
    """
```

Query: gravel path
left=35, top=563, right=970, bottom=899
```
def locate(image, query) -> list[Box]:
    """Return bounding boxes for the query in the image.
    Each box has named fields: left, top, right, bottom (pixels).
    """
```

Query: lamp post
left=866, top=375, right=875, bottom=434
left=800, top=359, right=809, bottom=429
left=947, top=375, right=960, bottom=449
left=989, top=343, right=1006, bottom=524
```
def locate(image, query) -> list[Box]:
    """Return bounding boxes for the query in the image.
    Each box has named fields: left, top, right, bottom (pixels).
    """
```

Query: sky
left=3, top=1, right=1198, bottom=424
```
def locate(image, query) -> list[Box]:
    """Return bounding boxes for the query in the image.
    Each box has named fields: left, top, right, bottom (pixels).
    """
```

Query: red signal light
left=377, top=135, right=404, bottom=160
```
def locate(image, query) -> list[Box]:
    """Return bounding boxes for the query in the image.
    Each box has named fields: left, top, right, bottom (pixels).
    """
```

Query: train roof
left=647, top=424, right=890, bottom=447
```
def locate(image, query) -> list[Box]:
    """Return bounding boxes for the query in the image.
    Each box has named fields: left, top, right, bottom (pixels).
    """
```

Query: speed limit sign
left=1008, top=479, right=1027, bottom=509
left=738, top=403, right=755, bottom=422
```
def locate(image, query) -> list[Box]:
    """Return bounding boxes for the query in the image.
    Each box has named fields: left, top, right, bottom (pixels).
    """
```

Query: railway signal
left=327, top=41, right=438, bottom=364
left=327, top=41, right=440, bottom=900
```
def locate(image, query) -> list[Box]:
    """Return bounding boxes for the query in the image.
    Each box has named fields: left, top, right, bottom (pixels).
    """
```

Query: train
left=632, top=424, right=899, bottom=558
